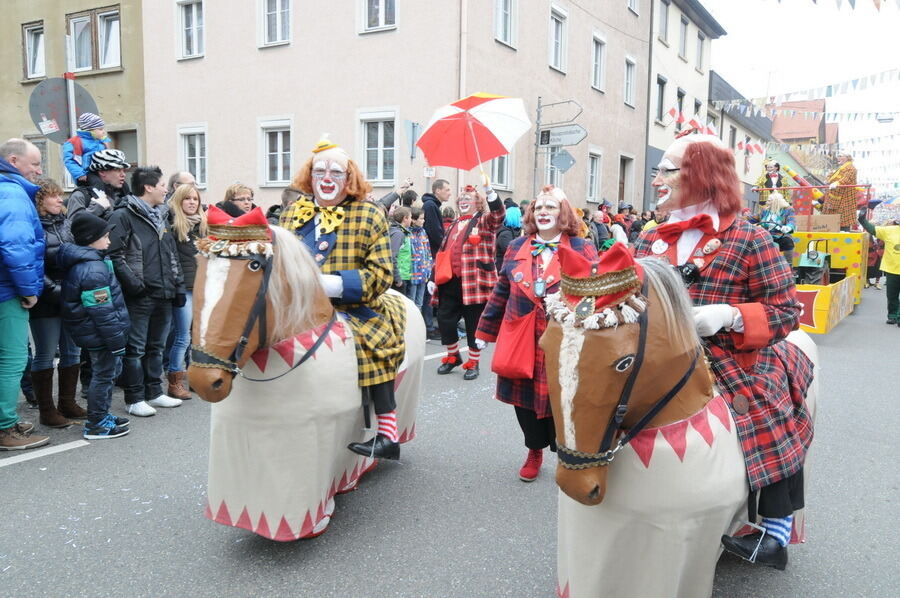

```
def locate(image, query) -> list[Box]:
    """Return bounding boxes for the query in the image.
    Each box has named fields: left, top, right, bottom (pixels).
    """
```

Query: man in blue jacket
left=0, top=138, right=49, bottom=450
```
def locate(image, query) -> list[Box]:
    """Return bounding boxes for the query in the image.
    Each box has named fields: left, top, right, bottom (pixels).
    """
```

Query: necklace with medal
left=534, top=253, right=548, bottom=298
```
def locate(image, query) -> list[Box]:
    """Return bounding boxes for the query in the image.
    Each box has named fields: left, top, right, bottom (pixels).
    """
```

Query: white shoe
left=126, top=401, right=157, bottom=417
left=147, top=394, right=183, bottom=408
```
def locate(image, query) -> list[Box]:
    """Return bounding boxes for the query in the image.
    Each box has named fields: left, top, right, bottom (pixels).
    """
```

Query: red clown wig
left=679, top=139, right=742, bottom=216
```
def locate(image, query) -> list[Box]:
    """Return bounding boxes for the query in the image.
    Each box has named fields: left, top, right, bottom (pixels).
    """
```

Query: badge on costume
left=702, top=238, right=722, bottom=255
left=513, top=271, right=524, bottom=283
left=693, top=258, right=706, bottom=268
left=210, top=239, right=228, bottom=253
left=534, top=277, right=547, bottom=298
left=651, top=239, right=668, bottom=255
left=315, top=254, right=325, bottom=262
left=318, top=240, right=329, bottom=251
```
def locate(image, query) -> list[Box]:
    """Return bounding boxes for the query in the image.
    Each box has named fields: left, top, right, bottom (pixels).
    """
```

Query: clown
left=431, top=183, right=505, bottom=380
left=279, top=139, right=407, bottom=460
left=824, top=151, right=858, bottom=230
left=635, top=133, right=814, bottom=570
left=754, top=160, right=788, bottom=213
left=749, top=191, right=796, bottom=262
left=476, top=186, right=597, bottom=481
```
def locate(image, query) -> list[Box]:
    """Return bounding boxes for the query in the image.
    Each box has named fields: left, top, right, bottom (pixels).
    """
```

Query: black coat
left=58, top=243, right=130, bottom=352
left=421, top=193, right=444, bottom=256
left=172, top=221, right=202, bottom=291
left=494, top=225, right=521, bottom=272
left=65, top=172, right=131, bottom=221
left=107, top=196, right=184, bottom=300
left=31, top=212, right=74, bottom=319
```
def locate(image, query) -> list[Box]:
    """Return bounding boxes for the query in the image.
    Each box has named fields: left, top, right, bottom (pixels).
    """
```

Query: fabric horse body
left=190, top=223, right=424, bottom=540
left=542, top=256, right=818, bottom=598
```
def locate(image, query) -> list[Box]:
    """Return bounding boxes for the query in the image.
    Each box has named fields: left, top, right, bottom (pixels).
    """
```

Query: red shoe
left=519, top=449, right=543, bottom=482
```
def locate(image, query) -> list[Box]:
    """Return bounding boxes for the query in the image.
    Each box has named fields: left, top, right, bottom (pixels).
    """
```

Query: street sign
left=550, top=149, right=576, bottom=173
left=538, top=124, right=587, bottom=147
left=423, top=166, right=435, bottom=178
left=28, top=77, right=100, bottom=144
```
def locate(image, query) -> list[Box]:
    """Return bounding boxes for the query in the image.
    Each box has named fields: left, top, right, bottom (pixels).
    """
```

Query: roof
left=673, top=0, right=728, bottom=38
left=825, top=123, right=839, bottom=145
left=767, top=99, right=827, bottom=142
left=709, top=71, right=773, bottom=141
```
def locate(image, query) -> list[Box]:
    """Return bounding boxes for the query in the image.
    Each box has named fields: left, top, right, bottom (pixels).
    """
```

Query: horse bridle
left=556, top=280, right=701, bottom=470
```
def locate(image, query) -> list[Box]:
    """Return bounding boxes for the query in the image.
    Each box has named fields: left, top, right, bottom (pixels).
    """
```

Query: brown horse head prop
left=540, top=245, right=715, bottom=506
left=187, top=206, right=332, bottom=402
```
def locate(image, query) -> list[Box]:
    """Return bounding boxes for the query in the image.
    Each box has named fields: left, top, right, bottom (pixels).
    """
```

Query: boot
left=33, top=368, right=73, bottom=428
left=0, top=423, right=50, bottom=451
left=519, top=449, right=543, bottom=482
left=57, top=364, right=87, bottom=419
left=166, top=371, right=192, bottom=400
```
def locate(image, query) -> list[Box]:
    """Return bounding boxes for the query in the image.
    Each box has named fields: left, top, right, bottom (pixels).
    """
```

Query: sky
left=701, top=0, right=900, bottom=188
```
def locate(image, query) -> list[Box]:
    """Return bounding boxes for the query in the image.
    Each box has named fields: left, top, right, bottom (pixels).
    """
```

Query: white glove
left=475, top=338, right=487, bottom=350
left=693, top=304, right=736, bottom=337
left=93, top=189, right=111, bottom=209
left=321, top=274, right=343, bottom=298
left=829, top=182, right=838, bottom=189
left=427, top=281, right=436, bottom=296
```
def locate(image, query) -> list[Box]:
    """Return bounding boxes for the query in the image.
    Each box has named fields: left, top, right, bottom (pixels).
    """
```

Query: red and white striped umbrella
left=416, top=92, right=531, bottom=172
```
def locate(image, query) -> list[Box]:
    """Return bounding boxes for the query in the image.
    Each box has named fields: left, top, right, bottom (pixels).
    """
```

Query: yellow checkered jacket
left=280, top=198, right=406, bottom=387
left=825, top=161, right=858, bottom=228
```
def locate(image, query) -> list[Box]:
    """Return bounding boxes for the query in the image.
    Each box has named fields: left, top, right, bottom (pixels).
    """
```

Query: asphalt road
left=1, top=286, right=897, bottom=598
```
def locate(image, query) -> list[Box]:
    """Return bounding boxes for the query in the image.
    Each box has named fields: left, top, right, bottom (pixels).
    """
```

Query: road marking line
left=0, top=440, right=89, bottom=468
left=424, top=347, right=470, bottom=362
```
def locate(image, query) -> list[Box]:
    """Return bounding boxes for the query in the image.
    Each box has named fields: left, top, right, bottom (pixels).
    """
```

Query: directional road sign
left=538, top=124, right=587, bottom=147
left=550, top=149, right=576, bottom=173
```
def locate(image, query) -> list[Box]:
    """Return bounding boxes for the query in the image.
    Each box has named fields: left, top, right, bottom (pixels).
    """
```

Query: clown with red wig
left=634, top=134, right=814, bottom=570
left=476, top=186, right=597, bottom=481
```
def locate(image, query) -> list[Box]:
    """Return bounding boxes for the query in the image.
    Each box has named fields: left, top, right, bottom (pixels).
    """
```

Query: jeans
left=123, top=296, right=173, bottom=404
left=406, top=281, right=426, bottom=310
left=422, top=286, right=436, bottom=331
left=0, top=298, right=29, bottom=429
left=87, top=350, right=119, bottom=425
left=29, top=316, right=81, bottom=371
left=167, top=291, right=192, bottom=373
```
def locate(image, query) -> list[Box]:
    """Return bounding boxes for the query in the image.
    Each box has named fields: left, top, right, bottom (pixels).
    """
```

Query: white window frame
left=544, top=146, right=565, bottom=188
left=587, top=149, right=602, bottom=203
left=97, top=10, right=121, bottom=69
left=679, top=16, right=689, bottom=59
left=627, top=0, right=640, bottom=16
left=177, top=124, right=208, bottom=188
left=358, top=108, right=397, bottom=185
left=658, top=0, right=669, bottom=43
left=490, top=152, right=513, bottom=191
left=655, top=75, right=667, bottom=123
left=624, top=57, right=637, bottom=108
left=591, top=33, right=606, bottom=92
left=259, top=117, right=292, bottom=187
left=548, top=5, right=568, bottom=74
left=23, top=22, right=45, bottom=79
left=494, top=0, right=517, bottom=48
left=260, top=0, right=291, bottom=47
left=177, top=1, right=204, bottom=60
left=69, top=14, right=93, bottom=72
left=695, top=32, right=705, bottom=71
left=360, top=0, right=398, bottom=34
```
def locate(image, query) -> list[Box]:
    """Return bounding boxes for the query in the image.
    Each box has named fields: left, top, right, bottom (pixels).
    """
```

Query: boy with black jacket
left=59, top=212, right=130, bottom=438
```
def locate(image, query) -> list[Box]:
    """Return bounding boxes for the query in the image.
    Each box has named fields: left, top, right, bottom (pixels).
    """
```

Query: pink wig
left=680, top=140, right=742, bottom=216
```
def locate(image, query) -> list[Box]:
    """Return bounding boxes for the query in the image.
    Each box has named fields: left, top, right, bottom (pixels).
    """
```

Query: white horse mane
left=267, top=225, right=328, bottom=342
left=636, top=257, right=701, bottom=355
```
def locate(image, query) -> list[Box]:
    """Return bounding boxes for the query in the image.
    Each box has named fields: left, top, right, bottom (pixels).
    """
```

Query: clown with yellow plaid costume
left=280, top=139, right=406, bottom=460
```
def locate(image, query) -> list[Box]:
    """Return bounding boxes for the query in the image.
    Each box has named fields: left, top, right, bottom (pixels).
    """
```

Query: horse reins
left=557, top=280, right=701, bottom=470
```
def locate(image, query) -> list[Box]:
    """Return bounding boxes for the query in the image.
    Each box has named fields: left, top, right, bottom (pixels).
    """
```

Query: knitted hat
left=89, top=148, right=130, bottom=172
left=77, top=112, right=105, bottom=131
left=71, top=212, right=115, bottom=246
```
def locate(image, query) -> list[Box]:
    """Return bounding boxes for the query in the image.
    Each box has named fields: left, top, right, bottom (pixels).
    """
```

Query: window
left=260, top=121, right=292, bottom=185
left=694, top=99, right=702, bottom=120
left=658, top=0, right=669, bottom=42
left=23, top=22, right=45, bottom=79
left=66, top=7, right=121, bottom=71
left=655, top=75, right=667, bottom=122
left=494, top=0, right=516, bottom=47
left=549, top=6, right=567, bottom=72
left=490, top=154, right=511, bottom=190
left=264, top=0, right=291, bottom=45
left=624, top=58, right=636, bottom=107
left=676, top=89, right=685, bottom=131
left=545, top=146, right=564, bottom=187
left=627, top=0, right=639, bottom=15
left=591, top=36, right=606, bottom=90
left=362, top=117, right=395, bottom=182
left=728, top=126, right=737, bottom=150
left=679, top=17, right=688, bottom=59
left=587, top=152, right=601, bottom=202
left=695, top=32, right=705, bottom=70
left=179, top=1, right=204, bottom=58
left=179, top=128, right=208, bottom=186
left=706, top=113, right=718, bottom=132
left=365, top=0, right=396, bottom=31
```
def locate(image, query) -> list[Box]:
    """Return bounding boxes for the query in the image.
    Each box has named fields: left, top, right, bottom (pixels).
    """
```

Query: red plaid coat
left=477, top=235, right=597, bottom=418
left=433, top=197, right=505, bottom=305
left=634, top=217, right=814, bottom=491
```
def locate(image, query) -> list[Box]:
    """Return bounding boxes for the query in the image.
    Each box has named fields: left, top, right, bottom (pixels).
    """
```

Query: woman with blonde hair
left=165, top=184, right=207, bottom=399
left=217, top=183, right=256, bottom=217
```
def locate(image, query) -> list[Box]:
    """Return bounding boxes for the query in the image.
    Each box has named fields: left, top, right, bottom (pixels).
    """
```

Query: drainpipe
left=457, top=0, right=468, bottom=192
left=642, top=0, right=656, bottom=211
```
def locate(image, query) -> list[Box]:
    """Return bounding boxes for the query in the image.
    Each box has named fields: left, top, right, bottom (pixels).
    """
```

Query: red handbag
left=491, top=310, right=537, bottom=379
left=434, top=250, right=453, bottom=285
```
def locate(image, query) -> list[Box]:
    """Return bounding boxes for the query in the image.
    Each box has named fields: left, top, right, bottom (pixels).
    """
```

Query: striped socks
left=377, top=411, right=399, bottom=442
left=445, top=342, right=459, bottom=358
left=761, top=515, right=793, bottom=547
left=467, top=347, right=481, bottom=365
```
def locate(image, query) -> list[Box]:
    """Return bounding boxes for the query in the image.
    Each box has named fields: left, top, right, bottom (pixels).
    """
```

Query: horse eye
left=613, top=355, right=635, bottom=372
left=247, top=260, right=262, bottom=272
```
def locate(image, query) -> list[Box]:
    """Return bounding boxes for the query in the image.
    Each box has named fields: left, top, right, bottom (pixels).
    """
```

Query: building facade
left=140, top=0, right=651, bottom=210
left=0, top=1, right=146, bottom=186
left=645, top=0, right=725, bottom=208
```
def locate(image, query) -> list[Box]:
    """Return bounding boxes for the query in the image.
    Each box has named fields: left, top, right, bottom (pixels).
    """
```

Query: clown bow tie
left=289, top=199, right=345, bottom=235
left=530, top=239, right=560, bottom=256
left=655, top=214, right=717, bottom=244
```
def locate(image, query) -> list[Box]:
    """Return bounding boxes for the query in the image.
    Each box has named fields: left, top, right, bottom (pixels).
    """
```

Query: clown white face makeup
left=651, top=156, right=680, bottom=207
left=311, top=159, right=348, bottom=205
left=533, top=198, right=561, bottom=235
left=457, top=193, right=476, bottom=216
left=651, top=135, right=725, bottom=210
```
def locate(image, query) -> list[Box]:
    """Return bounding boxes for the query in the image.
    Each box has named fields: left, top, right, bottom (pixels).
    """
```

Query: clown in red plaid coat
left=476, top=186, right=597, bottom=482
left=635, top=132, right=814, bottom=569
left=432, top=184, right=505, bottom=381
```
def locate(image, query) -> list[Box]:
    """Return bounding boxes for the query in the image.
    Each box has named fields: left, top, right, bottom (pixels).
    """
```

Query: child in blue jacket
left=61, top=113, right=111, bottom=185
left=59, top=212, right=130, bottom=439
